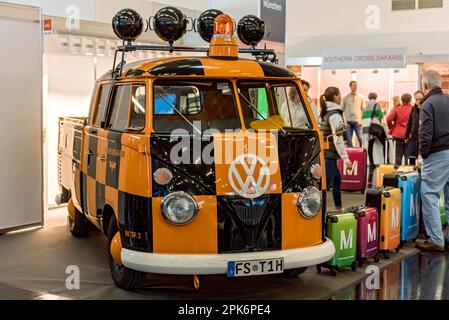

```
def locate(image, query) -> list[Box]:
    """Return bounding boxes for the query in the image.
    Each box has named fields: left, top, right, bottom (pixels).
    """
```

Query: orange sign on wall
left=43, top=19, right=53, bottom=35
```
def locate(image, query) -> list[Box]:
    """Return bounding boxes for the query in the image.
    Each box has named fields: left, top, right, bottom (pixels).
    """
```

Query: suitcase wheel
left=351, top=262, right=357, bottom=272
left=316, top=265, right=322, bottom=274
left=383, top=252, right=390, bottom=259
left=374, top=256, right=380, bottom=263
left=330, top=268, right=337, bottom=277
left=395, top=247, right=400, bottom=253
left=358, top=260, right=364, bottom=267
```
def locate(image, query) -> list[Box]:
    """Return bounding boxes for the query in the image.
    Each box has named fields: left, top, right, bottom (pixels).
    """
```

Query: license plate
left=227, top=258, right=284, bottom=278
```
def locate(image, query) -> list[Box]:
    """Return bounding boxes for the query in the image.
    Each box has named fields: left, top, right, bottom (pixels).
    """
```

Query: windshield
left=153, top=80, right=241, bottom=133
left=237, top=80, right=313, bottom=131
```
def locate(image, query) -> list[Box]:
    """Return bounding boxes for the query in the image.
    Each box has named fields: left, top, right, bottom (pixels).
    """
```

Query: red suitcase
left=346, top=206, right=379, bottom=265
left=338, top=148, right=367, bottom=194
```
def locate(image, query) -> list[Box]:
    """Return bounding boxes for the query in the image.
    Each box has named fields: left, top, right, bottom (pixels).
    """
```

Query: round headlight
left=161, top=192, right=198, bottom=225
left=297, top=187, right=322, bottom=219
left=154, top=168, right=173, bottom=186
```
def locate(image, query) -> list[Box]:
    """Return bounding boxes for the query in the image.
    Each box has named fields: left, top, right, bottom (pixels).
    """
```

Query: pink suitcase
left=338, top=148, right=367, bottom=194
left=346, top=206, right=379, bottom=265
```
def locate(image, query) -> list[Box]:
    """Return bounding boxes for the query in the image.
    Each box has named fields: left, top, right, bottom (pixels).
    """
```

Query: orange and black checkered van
left=57, top=8, right=335, bottom=290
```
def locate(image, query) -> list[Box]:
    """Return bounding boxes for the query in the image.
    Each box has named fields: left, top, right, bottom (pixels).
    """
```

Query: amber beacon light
left=209, top=14, right=239, bottom=59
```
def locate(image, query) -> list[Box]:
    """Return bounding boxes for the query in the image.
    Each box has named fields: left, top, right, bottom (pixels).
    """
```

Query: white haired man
left=416, top=70, right=449, bottom=252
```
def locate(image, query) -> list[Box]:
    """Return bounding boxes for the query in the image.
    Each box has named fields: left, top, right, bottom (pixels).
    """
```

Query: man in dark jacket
left=416, top=70, right=449, bottom=252
left=404, top=91, right=424, bottom=164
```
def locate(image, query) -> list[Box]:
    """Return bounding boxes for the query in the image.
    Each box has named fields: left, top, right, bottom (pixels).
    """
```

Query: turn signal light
left=310, top=164, right=322, bottom=180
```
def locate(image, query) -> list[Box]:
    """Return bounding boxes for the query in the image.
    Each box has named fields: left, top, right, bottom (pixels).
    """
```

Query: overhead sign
left=260, top=0, right=286, bottom=43
left=322, top=48, right=407, bottom=70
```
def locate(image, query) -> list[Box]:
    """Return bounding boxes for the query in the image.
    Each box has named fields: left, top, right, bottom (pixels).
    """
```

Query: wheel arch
left=102, top=205, right=117, bottom=237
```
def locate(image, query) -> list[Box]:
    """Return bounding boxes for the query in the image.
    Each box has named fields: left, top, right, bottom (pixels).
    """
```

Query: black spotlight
left=152, top=7, right=188, bottom=44
left=112, top=8, right=144, bottom=43
left=195, top=9, right=223, bottom=43
left=237, top=15, right=266, bottom=47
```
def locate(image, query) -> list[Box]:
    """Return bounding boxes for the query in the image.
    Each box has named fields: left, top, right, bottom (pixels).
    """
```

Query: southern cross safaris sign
left=322, top=47, right=407, bottom=70
left=260, top=0, right=286, bottom=43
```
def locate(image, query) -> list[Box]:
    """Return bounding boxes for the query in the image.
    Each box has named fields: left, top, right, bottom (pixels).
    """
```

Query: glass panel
left=153, top=80, right=240, bottom=133
left=275, top=85, right=312, bottom=130
left=93, top=85, right=110, bottom=127
left=107, top=85, right=131, bottom=131
left=129, top=85, right=146, bottom=129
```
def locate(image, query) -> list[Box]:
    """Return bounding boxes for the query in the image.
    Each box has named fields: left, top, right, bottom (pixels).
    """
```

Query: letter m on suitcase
left=368, top=222, right=377, bottom=242
left=344, top=161, right=358, bottom=176
left=340, top=229, right=354, bottom=250
left=392, top=207, right=400, bottom=229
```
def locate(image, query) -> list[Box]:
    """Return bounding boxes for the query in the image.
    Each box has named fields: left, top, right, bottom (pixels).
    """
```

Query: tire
left=108, top=216, right=146, bottom=290
left=68, top=207, right=90, bottom=238
left=374, top=256, right=380, bottom=263
left=282, top=267, right=308, bottom=278
left=330, top=268, right=337, bottom=277
left=383, top=252, right=390, bottom=260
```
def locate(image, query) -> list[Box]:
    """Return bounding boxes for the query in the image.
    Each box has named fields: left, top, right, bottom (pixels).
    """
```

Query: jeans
left=325, top=158, right=342, bottom=208
left=345, top=121, right=363, bottom=147
left=421, top=150, right=449, bottom=246
left=367, top=139, right=376, bottom=187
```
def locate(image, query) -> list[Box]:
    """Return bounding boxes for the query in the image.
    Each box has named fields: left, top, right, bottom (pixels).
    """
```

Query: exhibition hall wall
left=0, top=7, right=43, bottom=232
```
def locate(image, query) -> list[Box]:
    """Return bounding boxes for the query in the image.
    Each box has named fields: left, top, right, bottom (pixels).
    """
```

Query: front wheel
left=282, top=267, right=308, bottom=278
left=108, top=217, right=146, bottom=290
left=68, top=205, right=90, bottom=238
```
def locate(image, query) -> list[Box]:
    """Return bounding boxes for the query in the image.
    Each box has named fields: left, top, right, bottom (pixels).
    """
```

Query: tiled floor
left=330, top=251, right=449, bottom=300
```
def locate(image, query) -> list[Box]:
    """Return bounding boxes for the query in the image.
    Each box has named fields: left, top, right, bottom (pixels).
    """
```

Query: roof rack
left=112, top=43, right=278, bottom=79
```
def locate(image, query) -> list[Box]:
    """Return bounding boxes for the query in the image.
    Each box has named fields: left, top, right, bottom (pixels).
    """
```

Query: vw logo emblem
left=228, top=154, right=271, bottom=199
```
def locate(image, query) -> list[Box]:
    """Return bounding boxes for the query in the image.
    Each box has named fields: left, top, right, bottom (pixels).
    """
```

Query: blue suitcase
left=383, top=171, right=420, bottom=242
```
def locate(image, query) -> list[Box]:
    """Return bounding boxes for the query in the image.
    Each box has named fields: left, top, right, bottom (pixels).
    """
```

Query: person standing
left=404, top=90, right=424, bottom=165
left=280, top=80, right=319, bottom=129
left=301, top=80, right=319, bottom=121
left=386, top=93, right=413, bottom=165
left=416, top=70, right=449, bottom=252
left=392, top=96, right=402, bottom=109
left=362, top=93, right=387, bottom=187
left=342, top=81, right=365, bottom=147
left=319, top=87, right=353, bottom=210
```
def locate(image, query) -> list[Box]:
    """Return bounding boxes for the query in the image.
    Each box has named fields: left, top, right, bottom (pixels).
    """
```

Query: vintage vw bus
left=57, top=8, right=335, bottom=290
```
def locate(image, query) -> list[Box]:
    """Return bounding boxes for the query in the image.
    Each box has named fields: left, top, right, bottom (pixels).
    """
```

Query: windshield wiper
left=238, top=90, right=287, bottom=134
left=157, top=94, right=202, bottom=135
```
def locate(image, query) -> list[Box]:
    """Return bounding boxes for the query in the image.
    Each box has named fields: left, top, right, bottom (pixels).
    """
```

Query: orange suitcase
left=365, top=187, right=402, bottom=259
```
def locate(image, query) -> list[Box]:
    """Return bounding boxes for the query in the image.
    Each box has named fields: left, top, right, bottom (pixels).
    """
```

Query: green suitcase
left=317, top=212, right=358, bottom=276
left=440, top=193, right=447, bottom=228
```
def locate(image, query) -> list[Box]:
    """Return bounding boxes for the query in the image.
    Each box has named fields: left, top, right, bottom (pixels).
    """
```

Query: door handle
left=99, top=154, right=107, bottom=161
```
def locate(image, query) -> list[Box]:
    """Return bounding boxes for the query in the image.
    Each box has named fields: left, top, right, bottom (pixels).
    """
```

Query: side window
left=93, top=85, right=111, bottom=127
left=274, top=86, right=311, bottom=130
left=129, top=85, right=146, bottom=129
left=107, top=85, right=132, bottom=131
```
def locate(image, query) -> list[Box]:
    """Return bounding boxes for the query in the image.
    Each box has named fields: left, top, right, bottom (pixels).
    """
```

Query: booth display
left=56, top=7, right=335, bottom=290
